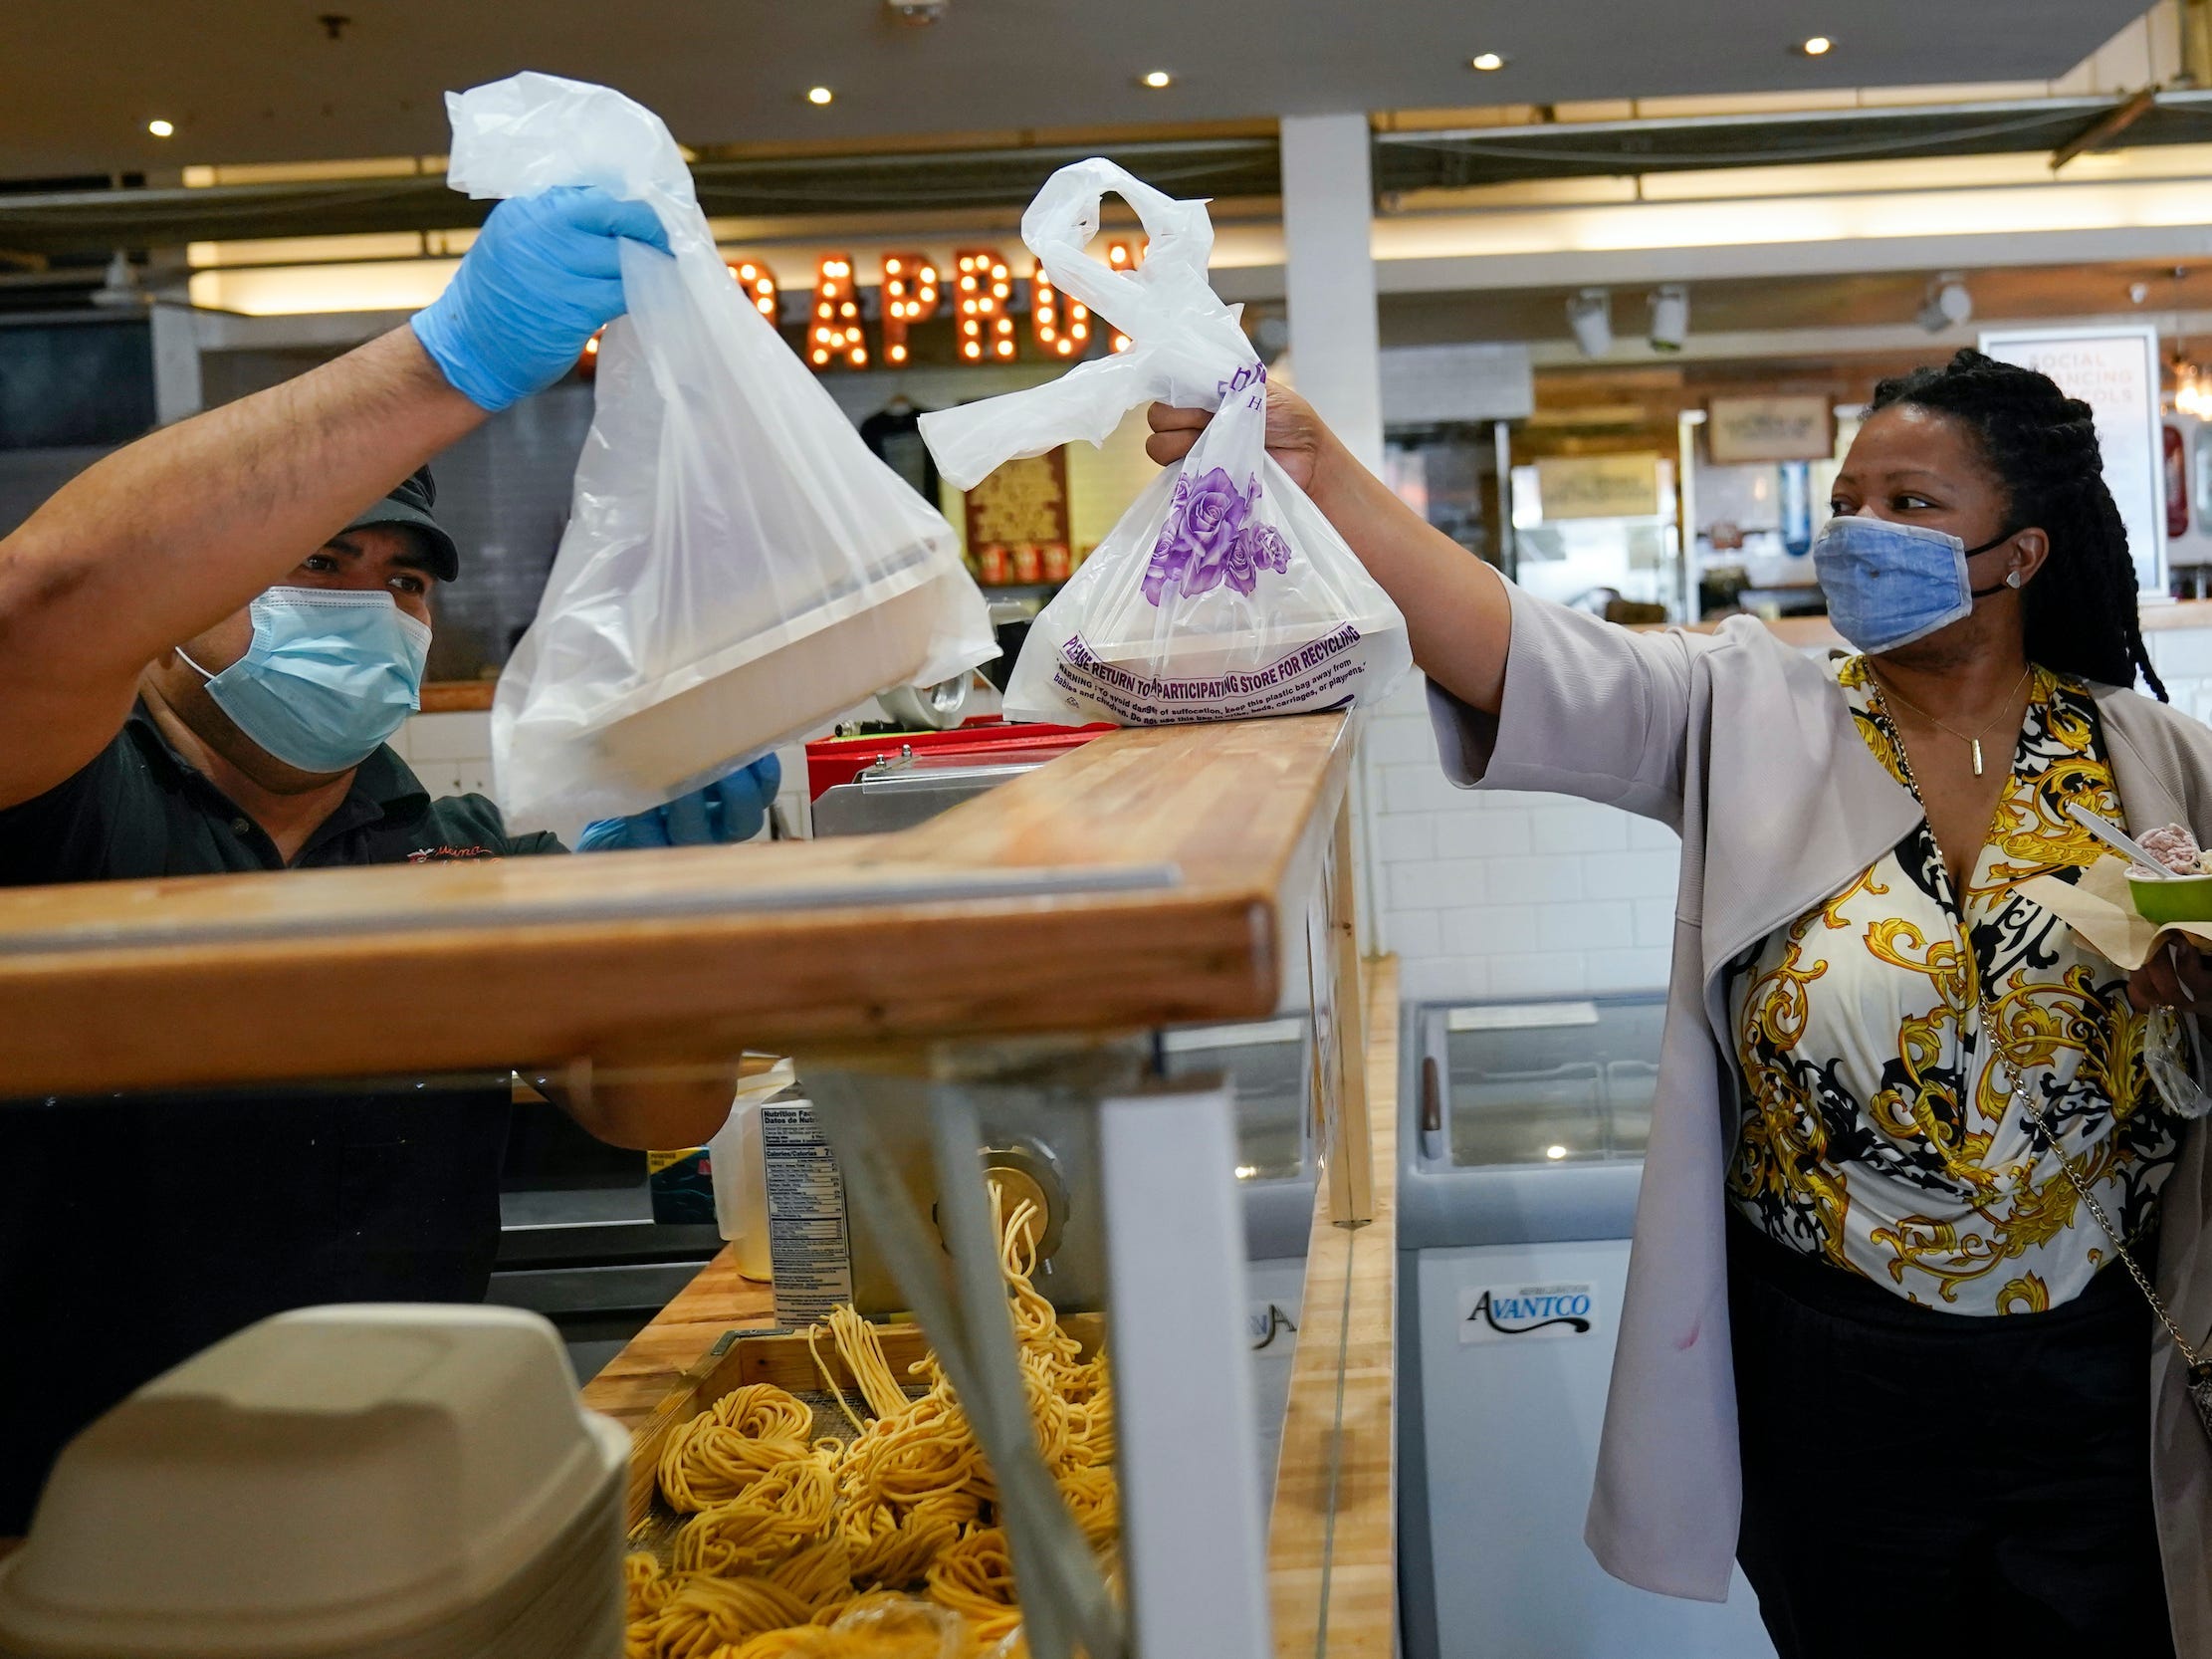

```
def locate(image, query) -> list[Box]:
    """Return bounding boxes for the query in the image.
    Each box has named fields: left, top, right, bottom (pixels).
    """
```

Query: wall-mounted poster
left=1704, top=394, right=1835, bottom=465
left=1532, top=453, right=1663, bottom=521
left=1980, top=325, right=2164, bottom=595
left=961, top=447, right=1072, bottom=586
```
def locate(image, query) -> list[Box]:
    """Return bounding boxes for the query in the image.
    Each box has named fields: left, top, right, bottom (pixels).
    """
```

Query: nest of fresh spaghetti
left=623, top=1191, right=1115, bottom=1659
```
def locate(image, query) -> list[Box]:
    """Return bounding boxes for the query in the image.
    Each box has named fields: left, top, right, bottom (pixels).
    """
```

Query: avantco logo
left=1457, top=1282, right=1598, bottom=1344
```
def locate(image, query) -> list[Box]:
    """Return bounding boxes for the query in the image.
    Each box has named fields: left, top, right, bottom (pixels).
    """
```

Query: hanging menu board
left=1979, top=325, right=2165, bottom=595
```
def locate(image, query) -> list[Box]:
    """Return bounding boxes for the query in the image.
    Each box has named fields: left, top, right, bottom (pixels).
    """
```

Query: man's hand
left=2130, top=935, right=2212, bottom=1010
left=576, top=755, right=782, bottom=850
left=412, top=186, right=672, bottom=412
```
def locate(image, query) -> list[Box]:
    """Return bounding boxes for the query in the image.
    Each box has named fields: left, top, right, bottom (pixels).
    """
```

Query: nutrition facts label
left=761, top=1100, right=853, bottom=1325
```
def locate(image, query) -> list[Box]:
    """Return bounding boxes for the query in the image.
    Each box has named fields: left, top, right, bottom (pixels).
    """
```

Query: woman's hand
left=1146, top=386, right=1335, bottom=496
left=1145, top=378, right=1517, bottom=713
left=2128, top=935, right=2212, bottom=1010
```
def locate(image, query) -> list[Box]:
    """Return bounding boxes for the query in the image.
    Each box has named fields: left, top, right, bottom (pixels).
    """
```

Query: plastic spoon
left=2067, top=802, right=2177, bottom=878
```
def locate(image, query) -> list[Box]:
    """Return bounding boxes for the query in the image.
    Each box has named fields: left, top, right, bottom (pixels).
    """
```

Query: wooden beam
left=1269, top=955, right=1399, bottom=1658
left=2051, top=88, right=2158, bottom=172
left=1322, top=796, right=1374, bottom=1225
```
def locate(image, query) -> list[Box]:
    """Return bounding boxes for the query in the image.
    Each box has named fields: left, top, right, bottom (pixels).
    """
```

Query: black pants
left=1729, top=1217, right=2174, bottom=1659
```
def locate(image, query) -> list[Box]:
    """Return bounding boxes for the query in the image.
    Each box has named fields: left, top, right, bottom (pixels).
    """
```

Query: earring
left=2005, top=570, right=2024, bottom=589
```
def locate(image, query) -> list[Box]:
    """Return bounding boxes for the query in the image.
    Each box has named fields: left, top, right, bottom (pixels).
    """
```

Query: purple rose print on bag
left=1143, top=468, right=1284, bottom=603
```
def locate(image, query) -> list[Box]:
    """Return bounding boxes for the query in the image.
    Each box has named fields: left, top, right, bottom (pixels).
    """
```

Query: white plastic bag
left=449, top=73, right=995, bottom=832
left=922, top=158, right=1409, bottom=727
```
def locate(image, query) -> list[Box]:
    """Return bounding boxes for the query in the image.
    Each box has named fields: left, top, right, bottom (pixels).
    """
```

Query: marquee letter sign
left=881, top=253, right=940, bottom=366
left=810, top=255, right=867, bottom=368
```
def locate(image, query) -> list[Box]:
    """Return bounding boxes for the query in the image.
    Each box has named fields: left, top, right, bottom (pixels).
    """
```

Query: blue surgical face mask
left=1810, top=514, right=2016, bottom=655
left=178, top=587, right=431, bottom=773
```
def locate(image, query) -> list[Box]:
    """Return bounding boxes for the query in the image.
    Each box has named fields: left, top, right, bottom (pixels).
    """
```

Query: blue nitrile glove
left=576, top=756, right=783, bottom=850
left=411, top=185, right=672, bottom=412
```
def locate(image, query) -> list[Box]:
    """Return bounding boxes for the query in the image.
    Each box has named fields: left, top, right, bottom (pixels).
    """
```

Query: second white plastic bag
left=451, top=73, right=995, bottom=832
left=922, top=158, right=1409, bottom=726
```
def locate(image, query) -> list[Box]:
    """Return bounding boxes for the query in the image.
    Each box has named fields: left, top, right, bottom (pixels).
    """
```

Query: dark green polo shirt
left=0, top=704, right=561, bottom=882
left=0, top=707, right=567, bottom=1533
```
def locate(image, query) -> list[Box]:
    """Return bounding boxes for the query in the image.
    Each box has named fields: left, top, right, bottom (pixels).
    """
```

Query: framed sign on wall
left=1703, top=394, right=1835, bottom=465
left=1979, top=325, right=2165, bottom=596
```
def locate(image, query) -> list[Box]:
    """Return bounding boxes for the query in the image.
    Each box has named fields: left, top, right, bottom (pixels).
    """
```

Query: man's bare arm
left=0, top=329, right=484, bottom=808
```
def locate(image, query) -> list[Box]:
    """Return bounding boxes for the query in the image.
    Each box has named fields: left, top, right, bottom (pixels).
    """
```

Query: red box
left=802, top=717, right=1113, bottom=803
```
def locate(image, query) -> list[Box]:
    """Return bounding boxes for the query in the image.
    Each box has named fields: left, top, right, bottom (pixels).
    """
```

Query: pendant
left=1971, top=738, right=1984, bottom=776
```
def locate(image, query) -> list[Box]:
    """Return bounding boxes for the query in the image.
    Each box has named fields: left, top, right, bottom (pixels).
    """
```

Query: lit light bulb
left=1801, top=35, right=1833, bottom=54
left=1141, top=70, right=1172, bottom=89
left=1544, top=1144, right=1569, bottom=1161
left=1469, top=53, right=1505, bottom=72
left=806, top=86, right=834, bottom=105
left=146, top=118, right=175, bottom=137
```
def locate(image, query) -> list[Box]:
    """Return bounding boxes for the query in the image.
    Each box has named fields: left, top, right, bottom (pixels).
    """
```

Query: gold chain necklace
left=1867, top=662, right=2032, bottom=777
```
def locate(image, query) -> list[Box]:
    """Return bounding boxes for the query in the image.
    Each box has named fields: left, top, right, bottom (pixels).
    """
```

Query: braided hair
left=1868, top=349, right=2165, bottom=701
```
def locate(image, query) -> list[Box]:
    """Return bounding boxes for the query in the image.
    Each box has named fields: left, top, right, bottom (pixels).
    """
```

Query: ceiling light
left=805, top=86, right=834, bottom=106
left=1800, top=35, right=1833, bottom=55
left=1567, top=288, right=1613, bottom=357
left=1649, top=284, right=1689, bottom=352
left=146, top=118, right=175, bottom=137
left=1140, top=70, right=1172, bottom=89
left=1545, top=1144, right=1569, bottom=1161
left=1470, top=52, right=1507, bottom=72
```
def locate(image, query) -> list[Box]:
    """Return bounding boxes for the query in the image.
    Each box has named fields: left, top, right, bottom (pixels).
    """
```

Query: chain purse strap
left=1986, top=1051, right=2205, bottom=1367
left=1874, top=684, right=2212, bottom=1409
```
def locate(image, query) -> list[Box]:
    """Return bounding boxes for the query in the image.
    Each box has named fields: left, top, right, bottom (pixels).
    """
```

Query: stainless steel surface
left=809, top=755, right=1059, bottom=837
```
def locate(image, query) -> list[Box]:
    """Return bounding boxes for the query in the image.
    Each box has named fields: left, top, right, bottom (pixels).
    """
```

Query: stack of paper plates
left=0, top=1305, right=628, bottom=1659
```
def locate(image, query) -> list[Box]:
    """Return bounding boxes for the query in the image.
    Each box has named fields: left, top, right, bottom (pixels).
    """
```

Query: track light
left=1649, top=285, right=1689, bottom=352
left=1916, top=274, right=1973, bottom=333
left=1567, top=288, right=1613, bottom=357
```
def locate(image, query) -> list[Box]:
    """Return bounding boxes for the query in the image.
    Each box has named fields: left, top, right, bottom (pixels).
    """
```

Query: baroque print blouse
left=1726, top=656, right=2180, bottom=1312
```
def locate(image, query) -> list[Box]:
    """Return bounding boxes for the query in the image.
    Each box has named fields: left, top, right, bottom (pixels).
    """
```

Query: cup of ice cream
left=2128, top=823, right=2212, bottom=925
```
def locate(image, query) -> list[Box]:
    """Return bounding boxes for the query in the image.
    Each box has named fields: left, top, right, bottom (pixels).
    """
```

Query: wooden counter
left=0, top=715, right=1352, bottom=1098
left=577, top=1252, right=777, bottom=1434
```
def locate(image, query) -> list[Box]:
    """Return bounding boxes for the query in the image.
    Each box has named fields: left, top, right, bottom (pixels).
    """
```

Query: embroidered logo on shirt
left=406, top=844, right=501, bottom=862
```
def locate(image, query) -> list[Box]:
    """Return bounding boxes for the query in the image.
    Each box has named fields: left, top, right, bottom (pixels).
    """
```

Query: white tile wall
left=1360, top=625, right=2212, bottom=1010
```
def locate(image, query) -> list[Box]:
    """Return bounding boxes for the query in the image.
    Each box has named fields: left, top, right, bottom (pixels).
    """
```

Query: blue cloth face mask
left=179, top=588, right=431, bottom=773
left=1811, top=514, right=2015, bottom=655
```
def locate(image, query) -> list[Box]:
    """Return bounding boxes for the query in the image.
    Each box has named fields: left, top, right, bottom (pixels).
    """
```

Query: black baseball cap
left=340, top=465, right=460, bottom=583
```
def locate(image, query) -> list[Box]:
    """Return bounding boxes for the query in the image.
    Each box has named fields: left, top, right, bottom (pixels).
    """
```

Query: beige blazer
left=1427, top=585, right=2212, bottom=1646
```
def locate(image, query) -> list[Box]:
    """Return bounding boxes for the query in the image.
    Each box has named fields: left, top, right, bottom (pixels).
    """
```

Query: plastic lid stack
left=0, top=1305, right=628, bottom=1659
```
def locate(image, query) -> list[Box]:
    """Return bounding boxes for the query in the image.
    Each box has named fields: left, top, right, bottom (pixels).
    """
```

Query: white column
left=1280, top=113, right=1388, bottom=952
left=1278, top=113, right=1383, bottom=475
left=1098, top=1081, right=1271, bottom=1659
left=148, top=304, right=205, bottom=426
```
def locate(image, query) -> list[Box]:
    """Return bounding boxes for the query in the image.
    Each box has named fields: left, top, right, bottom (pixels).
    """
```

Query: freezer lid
left=1423, top=994, right=1665, bottom=1169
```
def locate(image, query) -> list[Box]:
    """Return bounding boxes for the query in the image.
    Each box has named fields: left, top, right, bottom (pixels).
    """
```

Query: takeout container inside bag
left=921, top=157, right=1410, bottom=728
left=451, top=73, right=995, bottom=832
